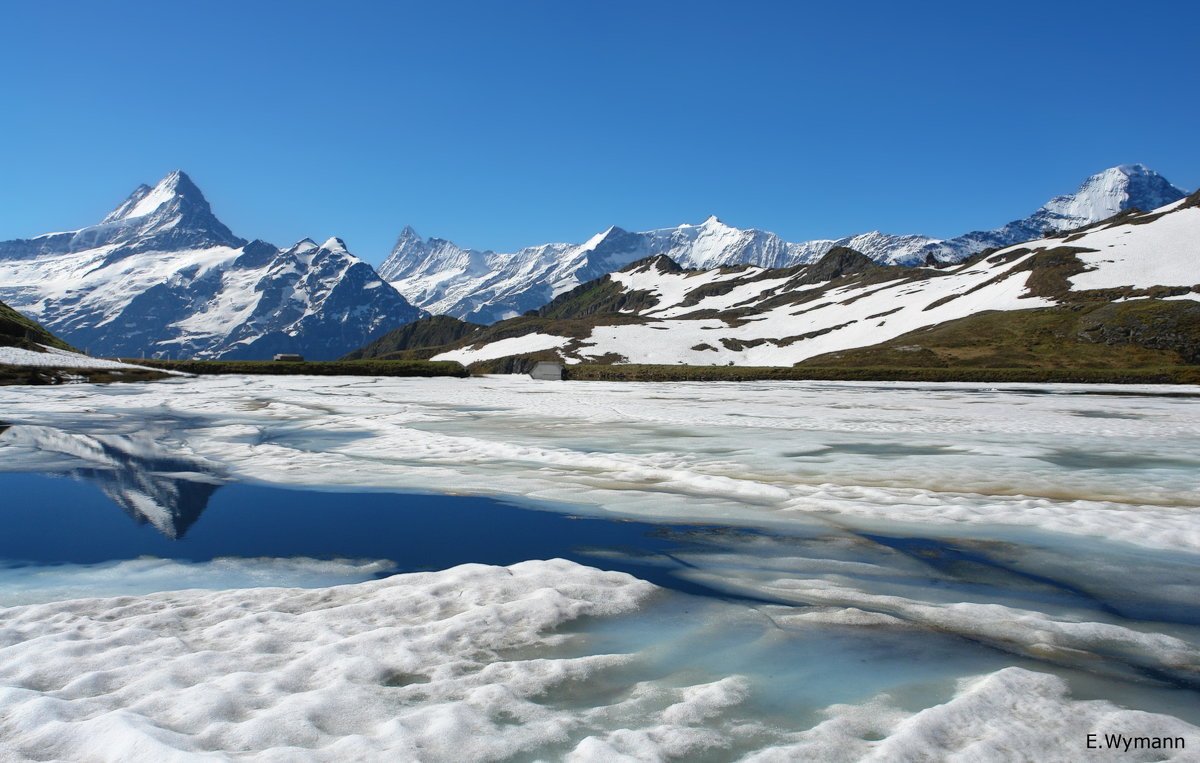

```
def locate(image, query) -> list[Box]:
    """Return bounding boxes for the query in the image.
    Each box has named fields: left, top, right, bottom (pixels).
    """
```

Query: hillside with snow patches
left=0, top=172, right=424, bottom=360
left=380, top=165, right=1187, bottom=323
left=422, top=189, right=1200, bottom=368
left=1, top=295, right=177, bottom=382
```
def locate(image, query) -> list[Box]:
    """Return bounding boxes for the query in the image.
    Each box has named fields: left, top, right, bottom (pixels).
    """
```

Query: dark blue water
left=0, top=471, right=766, bottom=601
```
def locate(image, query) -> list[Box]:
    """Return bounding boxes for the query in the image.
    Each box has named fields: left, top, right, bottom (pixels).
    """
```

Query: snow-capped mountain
left=911, top=163, right=1189, bottom=262
left=391, top=189, right=1200, bottom=369
left=380, top=165, right=1187, bottom=324
left=0, top=171, right=424, bottom=360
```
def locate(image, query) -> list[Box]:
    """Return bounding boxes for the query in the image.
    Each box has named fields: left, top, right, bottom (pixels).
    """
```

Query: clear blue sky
left=4, top=0, right=1197, bottom=265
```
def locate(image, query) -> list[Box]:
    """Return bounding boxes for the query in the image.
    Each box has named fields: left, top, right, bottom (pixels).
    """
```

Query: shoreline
left=563, top=362, right=1200, bottom=385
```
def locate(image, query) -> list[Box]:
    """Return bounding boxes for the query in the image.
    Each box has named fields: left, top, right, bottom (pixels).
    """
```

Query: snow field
left=432, top=333, right=573, bottom=365
left=1065, top=206, right=1200, bottom=292
left=557, top=251, right=1060, bottom=366
left=0, top=345, right=172, bottom=372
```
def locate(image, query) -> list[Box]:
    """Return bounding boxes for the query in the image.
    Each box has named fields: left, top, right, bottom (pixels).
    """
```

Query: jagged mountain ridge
left=0, top=172, right=425, bottom=359
left=380, top=165, right=1188, bottom=324
left=396, top=189, right=1200, bottom=369
left=0, top=171, right=245, bottom=262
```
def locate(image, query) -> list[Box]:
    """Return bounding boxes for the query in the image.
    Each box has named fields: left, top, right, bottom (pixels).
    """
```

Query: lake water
left=0, top=469, right=786, bottom=603
left=1, top=375, right=1198, bottom=760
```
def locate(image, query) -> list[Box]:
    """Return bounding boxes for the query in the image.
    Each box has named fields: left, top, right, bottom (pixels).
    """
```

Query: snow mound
left=744, top=667, right=1197, bottom=762
left=0, top=560, right=655, bottom=761
left=2, top=559, right=1194, bottom=761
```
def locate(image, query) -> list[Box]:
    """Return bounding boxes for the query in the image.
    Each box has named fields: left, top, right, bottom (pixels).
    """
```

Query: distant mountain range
left=0, top=171, right=424, bottom=360
left=353, top=188, right=1200, bottom=371
left=0, top=165, right=1190, bottom=364
left=380, top=165, right=1187, bottom=323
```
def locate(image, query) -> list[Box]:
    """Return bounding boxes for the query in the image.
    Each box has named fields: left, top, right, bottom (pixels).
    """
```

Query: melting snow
left=1064, top=207, right=1200, bottom=291
left=433, top=333, right=573, bottom=365
left=0, top=345, right=169, bottom=372
left=1, top=376, right=1199, bottom=759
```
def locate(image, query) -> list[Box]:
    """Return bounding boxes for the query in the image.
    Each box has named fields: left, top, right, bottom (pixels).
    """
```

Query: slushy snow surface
left=2, top=375, right=1199, bottom=760
left=2, top=560, right=1195, bottom=762
left=3, top=374, right=1186, bottom=552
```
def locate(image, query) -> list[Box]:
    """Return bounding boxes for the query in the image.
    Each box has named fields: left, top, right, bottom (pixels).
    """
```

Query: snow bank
left=432, top=332, right=572, bottom=365
left=1066, top=206, right=1200, bottom=291
left=0, top=345, right=167, bottom=372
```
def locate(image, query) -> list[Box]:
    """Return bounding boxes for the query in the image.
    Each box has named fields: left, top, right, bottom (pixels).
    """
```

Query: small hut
left=273, top=353, right=305, bottom=362
left=529, top=361, right=563, bottom=381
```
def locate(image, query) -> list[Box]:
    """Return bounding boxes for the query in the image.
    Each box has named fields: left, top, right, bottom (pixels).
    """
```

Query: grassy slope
left=797, top=300, right=1200, bottom=370
left=0, top=299, right=76, bottom=351
left=561, top=300, right=1200, bottom=384
left=340, top=315, right=485, bottom=360
left=0, top=366, right=172, bottom=386
left=0, top=300, right=163, bottom=384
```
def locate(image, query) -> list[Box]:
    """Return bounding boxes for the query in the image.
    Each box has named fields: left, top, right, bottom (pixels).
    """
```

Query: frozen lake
left=0, top=375, right=1198, bottom=760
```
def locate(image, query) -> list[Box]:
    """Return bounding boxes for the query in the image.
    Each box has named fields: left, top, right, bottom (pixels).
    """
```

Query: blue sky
left=4, top=0, right=1198, bottom=265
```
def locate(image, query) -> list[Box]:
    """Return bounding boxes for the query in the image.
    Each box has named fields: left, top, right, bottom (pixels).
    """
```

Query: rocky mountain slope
left=0, top=172, right=424, bottom=360
left=358, top=189, right=1200, bottom=370
left=380, top=165, right=1187, bottom=323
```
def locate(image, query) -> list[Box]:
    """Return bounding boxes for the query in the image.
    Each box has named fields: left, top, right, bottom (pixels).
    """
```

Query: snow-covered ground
left=0, top=344, right=171, bottom=371
left=1, top=375, right=1198, bottom=760
left=433, top=332, right=573, bottom=365
left=1066, top=205, right=1200, bottom=291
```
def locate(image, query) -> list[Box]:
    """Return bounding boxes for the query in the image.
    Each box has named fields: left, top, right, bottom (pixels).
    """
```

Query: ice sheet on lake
left=1, top=375, right=1196, bottom=552
left=1, top=560, right=1195, bottom=761
left=0, top=556, right=394, bottom=607
left=2, top=375, right=1199, bottom=759
left=742, top=667, right=1198, bottom=762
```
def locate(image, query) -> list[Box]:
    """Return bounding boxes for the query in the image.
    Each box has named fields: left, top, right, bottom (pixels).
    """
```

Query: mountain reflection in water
left=0, top=424, right=226, bottom=539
